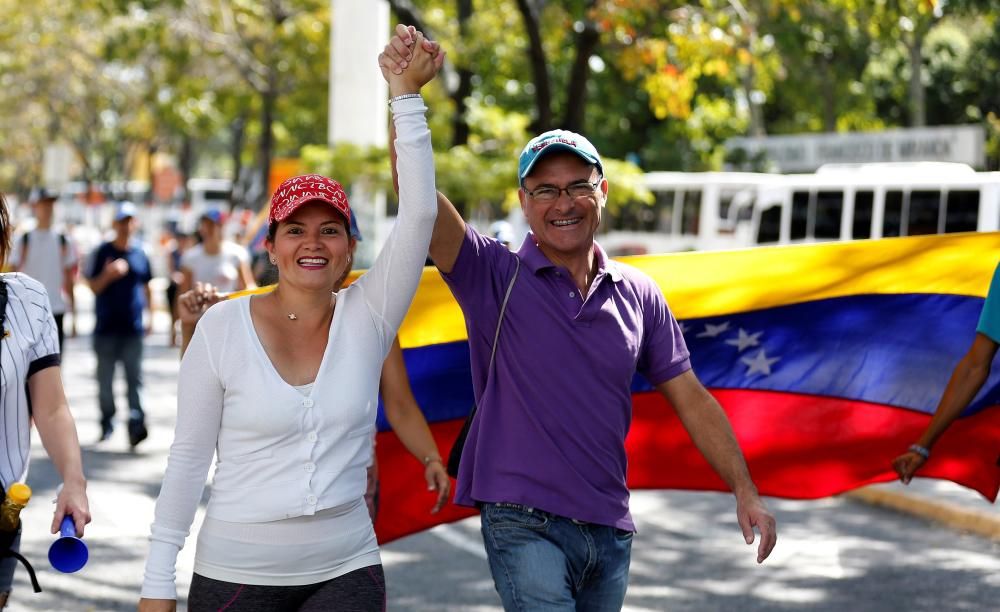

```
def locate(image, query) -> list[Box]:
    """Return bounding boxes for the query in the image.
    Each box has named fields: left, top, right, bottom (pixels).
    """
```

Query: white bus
left=600, top=163, right=1000, bottom=256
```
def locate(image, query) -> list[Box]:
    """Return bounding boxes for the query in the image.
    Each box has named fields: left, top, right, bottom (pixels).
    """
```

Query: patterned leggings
left=188, top=565, right=386, bottom=612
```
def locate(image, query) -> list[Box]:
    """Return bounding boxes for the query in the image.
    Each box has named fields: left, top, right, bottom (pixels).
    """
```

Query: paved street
left=6, top=304, right=1000, bottom=611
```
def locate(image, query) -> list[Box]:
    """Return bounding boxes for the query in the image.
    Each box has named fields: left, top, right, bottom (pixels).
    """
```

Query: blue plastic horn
left=48, top=516, right=88, bottom=573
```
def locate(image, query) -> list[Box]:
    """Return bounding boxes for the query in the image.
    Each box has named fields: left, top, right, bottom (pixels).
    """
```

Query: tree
left=160, top=0, right=330, bottom=208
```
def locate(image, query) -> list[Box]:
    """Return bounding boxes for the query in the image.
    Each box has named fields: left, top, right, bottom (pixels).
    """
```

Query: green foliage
left=4, top=0, right=1000, bottom=204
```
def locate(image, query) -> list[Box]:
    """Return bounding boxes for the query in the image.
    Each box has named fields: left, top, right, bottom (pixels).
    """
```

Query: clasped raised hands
left=378, top=24, right=445, bottom=96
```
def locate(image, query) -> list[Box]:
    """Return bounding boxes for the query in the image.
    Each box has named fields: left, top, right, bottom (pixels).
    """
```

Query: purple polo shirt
left=442, top=225, right=691, bottom=530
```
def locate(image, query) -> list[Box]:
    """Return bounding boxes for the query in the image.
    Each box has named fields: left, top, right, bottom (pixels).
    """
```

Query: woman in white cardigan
left=139, top=30, right=444, bottom=612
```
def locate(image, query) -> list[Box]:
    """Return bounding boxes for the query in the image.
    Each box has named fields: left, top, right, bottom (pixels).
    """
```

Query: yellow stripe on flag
left=222, top=232, right=999, bottom=349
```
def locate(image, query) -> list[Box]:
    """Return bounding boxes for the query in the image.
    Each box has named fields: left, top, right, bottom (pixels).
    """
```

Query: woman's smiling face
left=267, top=200, right=355, bottom=290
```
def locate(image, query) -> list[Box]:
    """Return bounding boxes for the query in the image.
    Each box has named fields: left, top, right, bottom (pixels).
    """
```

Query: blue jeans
left=480, top=502, right=633, bottom=612
left=93, top=333, right=144, bottom=433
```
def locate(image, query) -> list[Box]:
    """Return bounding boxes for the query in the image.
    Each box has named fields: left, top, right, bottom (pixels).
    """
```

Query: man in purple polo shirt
left=383, top=31, right=776, bottom=612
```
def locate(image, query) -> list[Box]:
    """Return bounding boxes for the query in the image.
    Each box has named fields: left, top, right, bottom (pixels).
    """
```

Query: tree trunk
left=178, top=135, right=194, bottom=204
left=907, top=32, right=926, bottom=127
left=230, top=116, right=246, bottom=208
left=146, top=143, right=157, bottom=204
left=562, top=6, right=600, bottom=133
left=515, top=0, right=553, bottom=132
left=259, top=80, right=276, bottom=210
left=451, top=0, right=473, bottom=146
left=822, top=59, right=837, bottom=132
left=387, top=0, right=474, bottom=147
left=743, top=43, right=765, bottom=137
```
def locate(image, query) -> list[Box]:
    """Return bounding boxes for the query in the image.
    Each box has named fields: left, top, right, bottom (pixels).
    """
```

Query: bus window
left=944, top=190, right=979, bottom=232
left=757, top=206, right=781, bottom=244
left=883, top=190, right=904, bottom=237
left=791, top=191, right=809, bottom=240
left=814, top=191, right=843, bottom=239
left=655, top=190, right=675, bottom=233
left=718, top=189, right=740, bottom=223
left=681, top=190, right=701, bottom=235
left=614, top=200, right=658, bottom=232
left=853, top=191, right=874, bottom=239
left=907, top=190, right=941, bottom=235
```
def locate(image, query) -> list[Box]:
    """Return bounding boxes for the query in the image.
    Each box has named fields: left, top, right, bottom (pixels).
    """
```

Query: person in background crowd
left=893, top=260, right=1000, bottom=484
left=165, top=230, right=194, bottom=348
left=0, top=193, right=91, bottom=609
left=10, top=188, right=78, bottom=349
left=85, top=201, right=153, bottom=449
left=179, top=208, right=254, bottom=295
left=487, top=220, right=516, bottom=250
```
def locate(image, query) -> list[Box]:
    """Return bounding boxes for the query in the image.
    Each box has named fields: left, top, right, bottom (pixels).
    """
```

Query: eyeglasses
left=524, top=180, right=601, bottom=203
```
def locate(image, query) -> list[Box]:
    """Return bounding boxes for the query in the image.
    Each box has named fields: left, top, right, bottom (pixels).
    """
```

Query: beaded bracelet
left=422, top=455, right=443, bottom=466
left=389, top=93, right=422, bottom=107
left=908, top=444, right=930, bottom=460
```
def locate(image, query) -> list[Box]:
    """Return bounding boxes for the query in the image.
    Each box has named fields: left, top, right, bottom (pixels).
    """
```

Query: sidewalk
left=847, top=478, right=1000, bottom=540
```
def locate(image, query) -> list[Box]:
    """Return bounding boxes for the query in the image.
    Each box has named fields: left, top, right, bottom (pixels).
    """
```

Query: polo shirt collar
left=517, top=232, right=625, bottom=283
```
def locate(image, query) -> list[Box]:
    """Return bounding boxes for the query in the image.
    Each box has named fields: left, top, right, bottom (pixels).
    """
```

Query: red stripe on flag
left=374, top=390, right=999, bottom=543
left=373, top=420, right=476, bottom=544
left=627, top=390, right=1000, bottom=501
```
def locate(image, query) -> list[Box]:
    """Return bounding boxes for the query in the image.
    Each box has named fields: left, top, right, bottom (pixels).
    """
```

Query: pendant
left=287, top=313, right=297, bottom=321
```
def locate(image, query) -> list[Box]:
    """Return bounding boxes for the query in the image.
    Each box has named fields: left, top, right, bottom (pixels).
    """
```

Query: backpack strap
left=18, top=233, right=28, bottom=268
left=18, top=231, right=68, bottom=267
left=0, top=526, right=42, bottom=593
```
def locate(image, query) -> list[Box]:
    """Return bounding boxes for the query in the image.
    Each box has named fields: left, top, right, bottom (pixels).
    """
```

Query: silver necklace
left=277, top=292, right=334, bottom=322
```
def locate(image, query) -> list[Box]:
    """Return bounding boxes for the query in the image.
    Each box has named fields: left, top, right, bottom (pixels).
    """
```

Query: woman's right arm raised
left=381, top=26, right=464, bottom=273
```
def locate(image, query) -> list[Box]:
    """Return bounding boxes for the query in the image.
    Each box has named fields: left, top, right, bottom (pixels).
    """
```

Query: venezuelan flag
left=373, top=232, right=1000, bottom=544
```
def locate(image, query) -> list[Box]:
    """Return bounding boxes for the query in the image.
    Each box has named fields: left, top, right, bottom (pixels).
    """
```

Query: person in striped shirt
left=0, top=193, right=90, bottom=608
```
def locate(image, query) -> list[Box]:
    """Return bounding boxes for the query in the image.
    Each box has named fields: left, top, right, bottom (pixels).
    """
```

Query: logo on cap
left=530, top=137, right=578, bottom=153
left=518, top=129, right=603, bottom=184
left=268, top=174, right=351, bottom=226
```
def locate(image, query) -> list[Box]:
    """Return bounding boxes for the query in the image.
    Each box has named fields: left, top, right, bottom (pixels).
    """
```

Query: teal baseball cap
left=518, top=129, right=603, bottom=185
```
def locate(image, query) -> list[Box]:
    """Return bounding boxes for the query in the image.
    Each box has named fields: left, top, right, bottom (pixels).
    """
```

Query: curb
left=846, top=487, right=1000, bottom=541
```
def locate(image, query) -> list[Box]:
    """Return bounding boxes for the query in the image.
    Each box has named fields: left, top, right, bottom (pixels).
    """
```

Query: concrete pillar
left=330, top=0, right=390, bottom=266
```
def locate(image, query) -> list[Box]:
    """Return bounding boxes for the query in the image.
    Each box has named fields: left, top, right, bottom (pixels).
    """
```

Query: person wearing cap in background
left=138, top=28, right=443, bottom=612
left=381, top=27, right=777, bottom=611
left=84, top=201, right=153, bottom=449
left=10, top=187, right=78, bottom=349
left=488, top=220, right=517, bottom=250
left=179, top=207, right=255, bottom=296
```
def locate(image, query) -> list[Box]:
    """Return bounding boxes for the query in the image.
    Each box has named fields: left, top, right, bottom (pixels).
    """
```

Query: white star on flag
left=725, top=328, right=763, bottom=352
left=741, top=349, right=780, bottom=376
left=697, top=321, right=731, bottom=338
left=679, top=321, right=690, bottom=334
